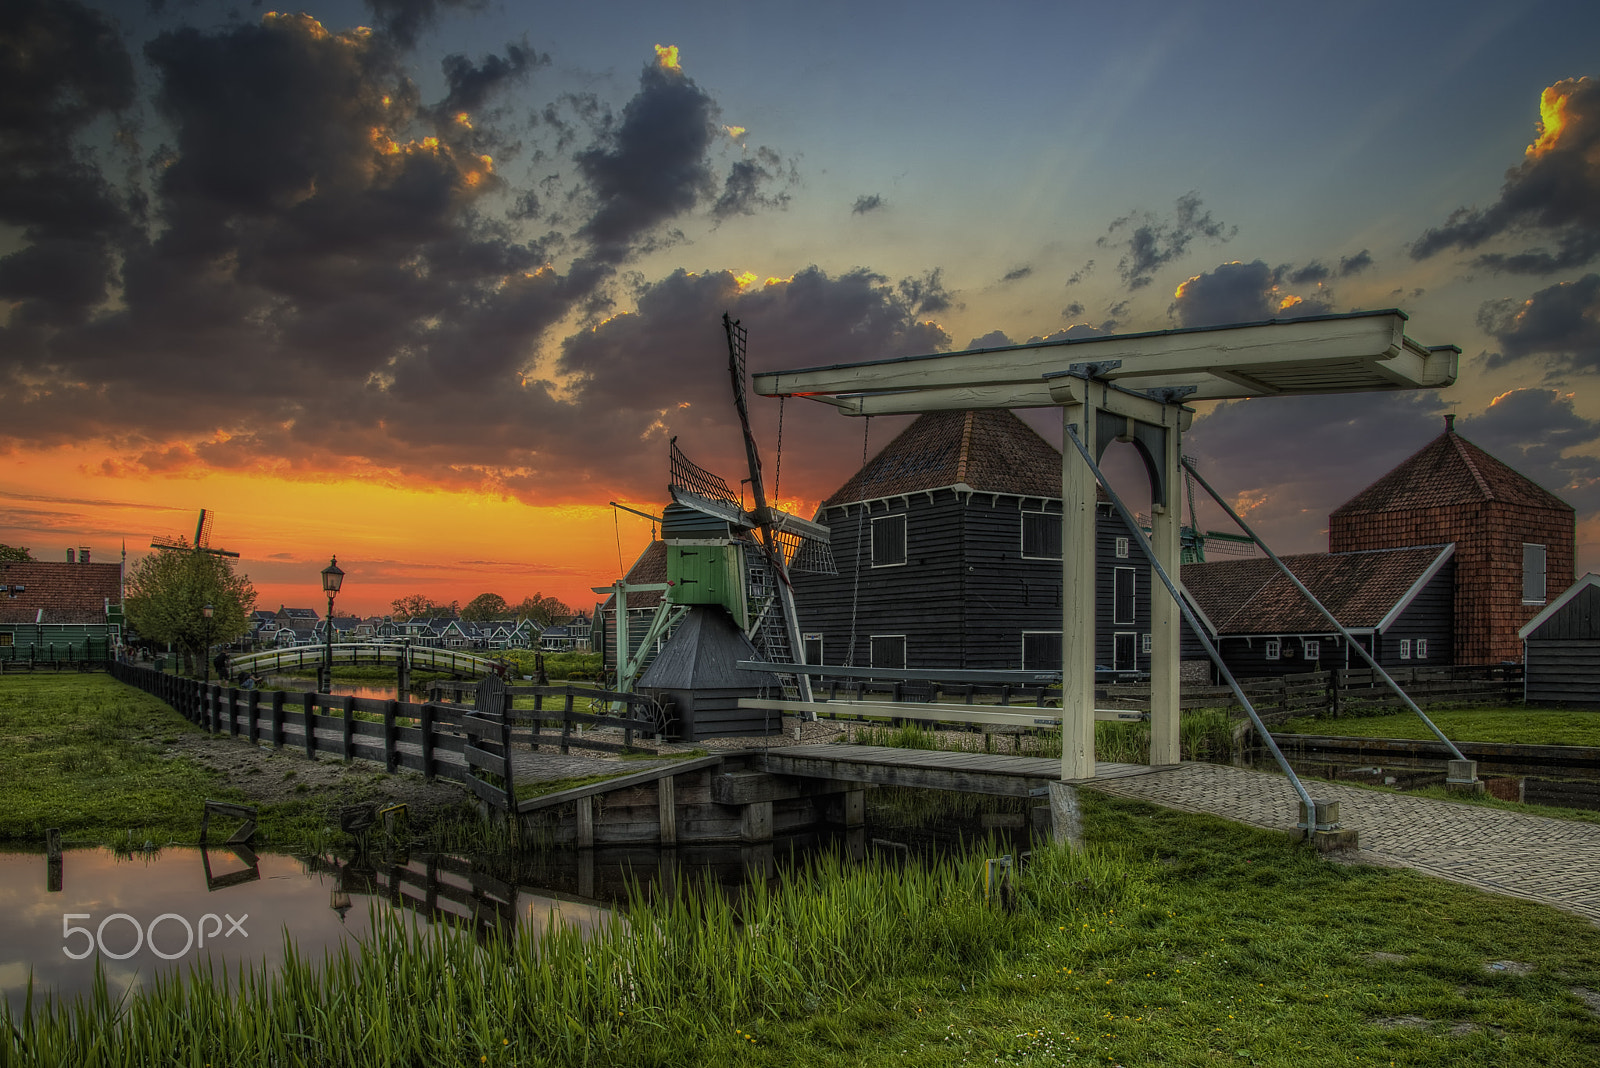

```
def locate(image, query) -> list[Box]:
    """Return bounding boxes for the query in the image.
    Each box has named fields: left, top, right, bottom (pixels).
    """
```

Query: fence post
left=420, top=702, right=436, bottom=780
left=560, top=688, right=573, bottom=755
left=303, top=691, right=317, bottom=758
left=384, top=700, right=398, bottom=773
left=246, top=689, right=260, bottom=742
left=228, top=688, right=240, bottom=737
left=271, top=690, right=285, bottom=748
left=341, top=695, right=355, bottom=761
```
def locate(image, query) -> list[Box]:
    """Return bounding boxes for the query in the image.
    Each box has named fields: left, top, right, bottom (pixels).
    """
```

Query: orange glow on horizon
left=0, top=447, right=660, bottom=617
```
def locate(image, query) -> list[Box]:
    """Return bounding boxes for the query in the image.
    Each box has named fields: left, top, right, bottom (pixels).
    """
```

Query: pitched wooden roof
left=636, top=605, right=779, bottom=690
left=822, top=409, right=1062, bottom=506
left=0, top=561, right=122, bottom=624
left=1182, top=544, right=1453, bottom=635
left=1331, top=422, right=1573, bottom=518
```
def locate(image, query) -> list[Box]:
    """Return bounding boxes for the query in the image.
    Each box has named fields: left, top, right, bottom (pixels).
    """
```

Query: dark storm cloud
left=576, top=58, right=718, bottom=258
left=1066, top=260, right=1093, bottom=285
left=0, top=0, right=135, bottom=324
left=851, top=193, right=884, bottom=214
left=1099, top=193, right=1235, bottom=290
left=966, top=330, right=1014, bottom=349
left=896, top=268, right=953, bottom=315
left=1169, top=260, right=1333, bottom=328
left=1458, top=388, right=1600, bottom=512
left=1062, top=301, right=1085, bottom=318
left=1001, top=265, right=1032, bottom=283
left=1478, top=273, right=1600, bottom=374
left=1412, top=76, right=1600, bottom=274
left=1285, top=261, right=1330, bottom=285
left=1183, top=391, right=1447, bottom=554
left=554, top=266, right=950, bottom=501
left=434, top=44, right=544, bottom=117
left=713, top=146, right=794, bottom=219
left=1339, top=249, right=1373, bottom=276
left=364, top=0, right=487, bottom=51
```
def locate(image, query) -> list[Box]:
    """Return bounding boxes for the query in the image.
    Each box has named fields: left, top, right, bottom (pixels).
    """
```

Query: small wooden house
left=791, top=409, right=1158, bottom=674
left=1518, top=574, right=1600, bottom=708
left=1180, top=544, right=1456, bottom=677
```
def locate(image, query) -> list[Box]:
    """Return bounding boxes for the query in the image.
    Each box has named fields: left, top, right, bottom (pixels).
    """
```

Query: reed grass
left=1, top=841, right=1141, bottom=1067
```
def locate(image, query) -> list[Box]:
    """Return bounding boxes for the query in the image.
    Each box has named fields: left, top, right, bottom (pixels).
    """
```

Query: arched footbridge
left=229, top=642, right=507, bottom=680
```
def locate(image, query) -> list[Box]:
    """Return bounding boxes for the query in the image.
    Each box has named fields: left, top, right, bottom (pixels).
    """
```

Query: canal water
left=1, top=805, right=1032, bottom=1013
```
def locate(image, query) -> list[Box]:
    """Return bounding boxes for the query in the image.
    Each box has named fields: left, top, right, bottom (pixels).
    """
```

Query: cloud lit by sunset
left=3, top=1, right=1598, bottom=620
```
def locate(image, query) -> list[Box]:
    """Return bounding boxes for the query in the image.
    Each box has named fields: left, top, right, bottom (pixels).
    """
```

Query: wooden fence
left=111, top=665, right=663, bottom=815
left=1099, top=664, right=1524, bottom=722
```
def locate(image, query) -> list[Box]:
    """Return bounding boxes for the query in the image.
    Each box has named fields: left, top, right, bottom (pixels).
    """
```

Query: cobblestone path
left=1085, top=762, right=1600, bottom=926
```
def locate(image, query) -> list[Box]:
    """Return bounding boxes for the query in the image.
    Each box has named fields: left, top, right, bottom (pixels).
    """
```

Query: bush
left=499, top=649, right=602, bottom=682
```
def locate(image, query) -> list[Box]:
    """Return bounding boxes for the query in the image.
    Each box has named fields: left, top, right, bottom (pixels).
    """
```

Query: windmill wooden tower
left=607, top=316, right=835, bottom=709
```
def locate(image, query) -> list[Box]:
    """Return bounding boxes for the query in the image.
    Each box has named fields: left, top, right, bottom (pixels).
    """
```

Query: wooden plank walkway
left=515, top=754, right=723, bottom=815
left=760, top=744, right=1167, bottom=797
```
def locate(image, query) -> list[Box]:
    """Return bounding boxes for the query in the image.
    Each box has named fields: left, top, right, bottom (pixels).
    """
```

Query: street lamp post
left=202, top=603, right=214, bottom=684
left=321, top=556, right=344, bottom=694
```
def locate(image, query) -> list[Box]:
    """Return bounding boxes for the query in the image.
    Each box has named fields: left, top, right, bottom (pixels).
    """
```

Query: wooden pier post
left=575, top=795, right=595, bottom=848
left=658, top=775, right=677, bottom=845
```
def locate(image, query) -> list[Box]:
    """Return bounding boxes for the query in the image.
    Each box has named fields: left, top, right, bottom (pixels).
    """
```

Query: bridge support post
left=740, top=800, right=773, bottom=843
left=576, top=795, right=595, bottom=848
left=1060, top=401, right=1098, bottom=781
left=658, top=775, right=677, bottom=845
left=1047, top=781, right=1084, bottom=849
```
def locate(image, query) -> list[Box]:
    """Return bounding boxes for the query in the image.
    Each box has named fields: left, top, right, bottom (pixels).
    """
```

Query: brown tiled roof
left=0, top=561, right=122, bottom=624
left=600, top=540, right=668, bottom=613
left=1182, top=544, right=1450, bottom=635
left=1331, top=427, right=1573, bottom=518
left=823, top=409, right=1062, bottom=506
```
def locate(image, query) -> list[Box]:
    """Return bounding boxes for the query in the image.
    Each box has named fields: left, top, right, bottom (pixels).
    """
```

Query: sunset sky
left=4, top=0, right=1599, bottom=617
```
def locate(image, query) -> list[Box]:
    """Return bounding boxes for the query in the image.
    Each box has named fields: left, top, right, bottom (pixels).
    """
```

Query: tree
left=460, top=592, right=510, bottom=621
left=390, top=594, right=459, bottom=621
left=0, top=544, right=31, bottom=562
left=514, top=593, right=572, bottom=626
left=124, top=544, right=256, bottom=675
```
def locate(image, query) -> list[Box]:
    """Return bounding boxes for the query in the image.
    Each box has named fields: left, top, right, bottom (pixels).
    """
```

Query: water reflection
left=1243, top=748, right=1600, bottom=811
left=0, top=845, right=612, bottom=1011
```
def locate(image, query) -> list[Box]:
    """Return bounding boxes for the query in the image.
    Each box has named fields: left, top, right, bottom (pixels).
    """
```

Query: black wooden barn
left=1519, top=573, right=1600, bottom=708
left=790, top=409, right=1163, bottom=674
left=1178, top=543, right=1457, bottom=678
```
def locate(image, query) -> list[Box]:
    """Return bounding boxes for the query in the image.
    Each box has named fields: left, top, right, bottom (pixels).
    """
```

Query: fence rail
left=108, top=663, right=662, bottom=814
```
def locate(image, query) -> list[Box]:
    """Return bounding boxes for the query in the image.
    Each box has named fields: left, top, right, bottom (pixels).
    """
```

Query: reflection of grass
left=9, top=793, right=1600, bottom=1067
left=1277, top=706, right=1600, bottom=747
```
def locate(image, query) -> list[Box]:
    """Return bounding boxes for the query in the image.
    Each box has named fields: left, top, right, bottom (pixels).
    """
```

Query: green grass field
left=1277, top=706, right=1600, bottom=747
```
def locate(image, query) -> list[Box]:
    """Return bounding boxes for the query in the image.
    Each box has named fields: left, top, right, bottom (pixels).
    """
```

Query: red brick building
left=1329, top=416, right=1575, bottom=664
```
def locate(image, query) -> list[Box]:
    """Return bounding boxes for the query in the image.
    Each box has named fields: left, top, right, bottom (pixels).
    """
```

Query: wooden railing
left=110, top=664, right=664, bottom=814
left=229, top=642, right=505, bottom=679
left=431, top=679, right=664, bottom=754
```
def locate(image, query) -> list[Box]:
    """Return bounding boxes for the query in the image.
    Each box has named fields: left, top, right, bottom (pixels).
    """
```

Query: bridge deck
left=760, top=744, right=1168, bottom=797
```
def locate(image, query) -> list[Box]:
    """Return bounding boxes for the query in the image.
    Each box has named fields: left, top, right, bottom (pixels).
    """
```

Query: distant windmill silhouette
left=150, top=509, right=241, bottom=559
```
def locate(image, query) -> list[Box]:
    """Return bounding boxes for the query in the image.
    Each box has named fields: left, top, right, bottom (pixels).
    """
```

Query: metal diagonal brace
left=1062, top=425, right=1324, bottom=827
left=1180, top=457, right=1469, bottom=765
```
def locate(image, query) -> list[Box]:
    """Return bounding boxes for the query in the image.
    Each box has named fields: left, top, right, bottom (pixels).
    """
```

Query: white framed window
left=1304, top=640, right=1320, bottom=660
left=1021, top=631, right=1061, bottom=670
left=803, top=632, right=824, bottom=665
left=1265, top=638, right=1281, bottom=660
left=1415, top=639, right=1428, bottom=660
left=1399, top=639, right=1412, bottom=659
left=1115, top=536, right=1130, bottom=559
left=1113, top=632, right=1137, bottom=671
left=869, top=634, right=906, bottom=670
left=1113, top=567, right=1136, bottom=625
left=1140, top=633, right=1152, bottom=655
left=1021, top=511, right=1062, bottom=559
left=871, top=514, right=907, bottom=567
left=1522, top=543, right=1547, bottom=604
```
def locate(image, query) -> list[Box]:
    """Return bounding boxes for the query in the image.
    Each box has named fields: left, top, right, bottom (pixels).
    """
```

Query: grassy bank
left=1277, top=706, right=1600, bottom=747
left=0, top=674, right=471, bottom=848
left=6, top=792, right=1599, bottom=1066
left=847, top=706, right=1239, bottom=764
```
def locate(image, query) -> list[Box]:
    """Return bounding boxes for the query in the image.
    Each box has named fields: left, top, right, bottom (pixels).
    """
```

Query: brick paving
left=1084, top=762, right=1600, bottom=926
